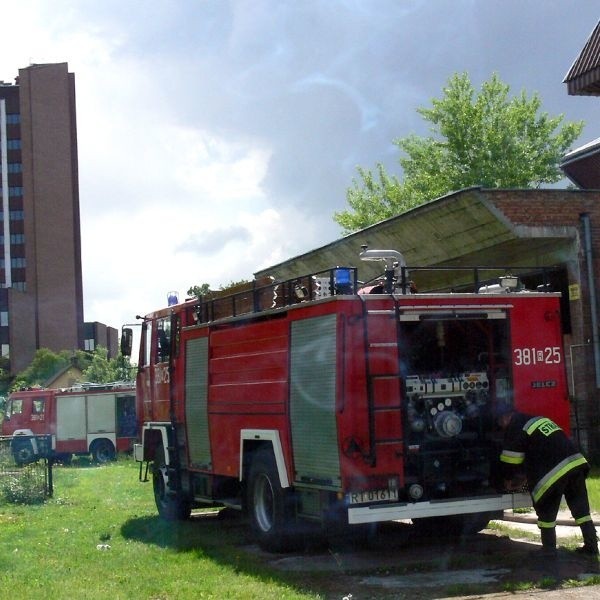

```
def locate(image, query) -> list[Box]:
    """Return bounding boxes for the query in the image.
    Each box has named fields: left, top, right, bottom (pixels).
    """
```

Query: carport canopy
left=255, top=187, right=575, bottom=292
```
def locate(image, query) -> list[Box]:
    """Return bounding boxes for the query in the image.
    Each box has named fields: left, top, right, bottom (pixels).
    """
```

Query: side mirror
left=121, top=327, right=133, bottom=358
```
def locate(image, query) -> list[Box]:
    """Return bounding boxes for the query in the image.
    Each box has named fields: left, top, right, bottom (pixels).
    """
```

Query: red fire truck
left=121, top=249, right=570, bottom=550
left=2, top=383, right=137, bottom=464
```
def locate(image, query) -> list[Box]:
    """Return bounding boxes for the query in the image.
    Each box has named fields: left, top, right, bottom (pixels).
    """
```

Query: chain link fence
left=0, top=435, right=53, bottom=504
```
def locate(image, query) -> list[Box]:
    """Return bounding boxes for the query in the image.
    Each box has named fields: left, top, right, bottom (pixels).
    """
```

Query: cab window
left=117, top=395, right=137, bottom=437
left=31, top=398, right=46, bottom=421
left=6, top=399, right=23, bottom=419
left=141, top=322, right=152, bottom=367
left=156, top=317, right=171, bottom=363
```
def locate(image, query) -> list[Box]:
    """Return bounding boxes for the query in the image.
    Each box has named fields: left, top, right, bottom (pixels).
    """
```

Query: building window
left=6, top=139, right=21, bottom=150
left=9, top=210, right=23, bottom=221
left=0, top=311, right=7, bottom=326
left=9, top=187, right=22, bottom=197
left=7, top=163, right=22, bottom=173
left=10, top=258, right=25, bottom=268
left=5, top=114, right=20, bottom=125
left=1, top=343, right=9, bottom=357
left=9, top=234, right=24, bottom=244
left=12, top=282, right=25, bottom=291
left=84, top=338, right=95, bottom=351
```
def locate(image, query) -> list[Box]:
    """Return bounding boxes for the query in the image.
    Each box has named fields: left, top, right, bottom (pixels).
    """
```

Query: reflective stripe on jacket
left=531, top=453, right=588, bottom=503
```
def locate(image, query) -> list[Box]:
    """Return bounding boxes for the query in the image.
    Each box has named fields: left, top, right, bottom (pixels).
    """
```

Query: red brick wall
left=488, top=188, right=600, bottom=226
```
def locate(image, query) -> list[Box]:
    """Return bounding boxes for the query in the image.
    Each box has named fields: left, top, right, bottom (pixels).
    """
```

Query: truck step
left=220, top=499, right=243, bottom=511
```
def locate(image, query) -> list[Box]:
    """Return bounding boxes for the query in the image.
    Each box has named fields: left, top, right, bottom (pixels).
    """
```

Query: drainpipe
left=581, top=213, right=600, bottom=388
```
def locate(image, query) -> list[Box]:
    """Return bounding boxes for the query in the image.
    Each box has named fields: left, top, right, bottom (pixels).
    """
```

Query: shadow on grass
left=121, top=510, right=329, bottom=597
left=54, top=458, right=96, bottom=469
left=122, top=510, right=251, bottom=554
left=120, top=513, right=600, bottom=599
left=54, top=452, right=134, bottom=469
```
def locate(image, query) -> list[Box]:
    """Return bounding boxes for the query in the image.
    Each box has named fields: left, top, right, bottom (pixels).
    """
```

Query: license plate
left=348, top=488, right=398, bottom=505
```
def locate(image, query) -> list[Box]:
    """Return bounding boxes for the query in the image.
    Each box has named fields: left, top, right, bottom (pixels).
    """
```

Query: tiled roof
left=564, top=21, right=600, bottom=95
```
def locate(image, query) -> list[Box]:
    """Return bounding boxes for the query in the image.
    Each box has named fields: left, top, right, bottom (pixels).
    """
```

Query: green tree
left=81, top=346, right=113, bottom=383
left=81, top=346, right=136, bottom=384
left=10, top=347, right=135, bottom=391
left=187, top=279, right=251, bottom=299
left=112, top=353, right=136, bottom=382
left=0, top=355, right=13, bottom=398
left=334, top=72, right=584, bottom=233
left=11, top=348, right=72, bottom=391
left=187, top=283, right=212, bottom=298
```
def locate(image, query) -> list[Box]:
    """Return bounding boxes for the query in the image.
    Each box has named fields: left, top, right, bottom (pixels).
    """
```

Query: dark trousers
left=534, top=468, right=591, bottom=527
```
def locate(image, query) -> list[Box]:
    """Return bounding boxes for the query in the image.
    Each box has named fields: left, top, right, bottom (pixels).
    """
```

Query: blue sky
left=1, top=1, right=598, bottom=333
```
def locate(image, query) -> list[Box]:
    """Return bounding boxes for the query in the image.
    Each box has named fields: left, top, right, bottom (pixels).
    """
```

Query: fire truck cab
left=123, top=250, right=570, bottom=550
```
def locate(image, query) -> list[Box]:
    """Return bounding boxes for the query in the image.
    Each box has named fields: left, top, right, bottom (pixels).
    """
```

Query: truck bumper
left=348, top=492, right=531, bottom=524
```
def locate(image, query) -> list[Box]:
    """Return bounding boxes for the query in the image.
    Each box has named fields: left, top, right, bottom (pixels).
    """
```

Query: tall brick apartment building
left=0, top=63, right=116, bottom=374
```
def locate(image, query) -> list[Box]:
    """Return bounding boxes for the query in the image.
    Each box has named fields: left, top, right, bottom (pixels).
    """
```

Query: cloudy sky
left=1, top=1, right=599, bottom=334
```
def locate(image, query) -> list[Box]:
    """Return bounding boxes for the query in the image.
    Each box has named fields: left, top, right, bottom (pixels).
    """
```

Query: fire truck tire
left=12, top=439, right=35, bottom=466
left=247, top=448, right=299, bottom=552
left=56, top=453, right=73, bottom=465
left=153, top=465, right=191, bottom=521
left=90, top=439, right=116, bottom=464
left=412, top=512, right=492, bottom=537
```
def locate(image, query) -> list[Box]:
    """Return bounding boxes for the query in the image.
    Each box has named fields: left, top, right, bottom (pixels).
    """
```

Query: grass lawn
left=2, top=459, right=600, bottom=599
left=587, top=468, right=600, bottom=513
left=0, top=458, right=320, bottom=600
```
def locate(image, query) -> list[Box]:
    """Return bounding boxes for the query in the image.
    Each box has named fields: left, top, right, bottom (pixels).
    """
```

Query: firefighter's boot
left=576, top=520, right=599, bottom=556
left=539, top=527, right=557, bottom=556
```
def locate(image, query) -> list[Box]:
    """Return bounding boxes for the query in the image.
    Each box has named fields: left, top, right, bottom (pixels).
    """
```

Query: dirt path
left=246, top=520, right=600, bottom=599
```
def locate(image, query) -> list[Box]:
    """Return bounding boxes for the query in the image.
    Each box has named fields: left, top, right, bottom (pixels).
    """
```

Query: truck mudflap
left=347, top=492, right=531, bottom=524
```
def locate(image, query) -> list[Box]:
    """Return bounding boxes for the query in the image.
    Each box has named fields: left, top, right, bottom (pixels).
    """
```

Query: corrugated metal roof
left=564, top=21, right=600, bottom=95
left=254, top=188, right=579, bottom=291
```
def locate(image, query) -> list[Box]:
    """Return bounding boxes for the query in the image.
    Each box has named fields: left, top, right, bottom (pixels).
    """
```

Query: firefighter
left=495, top=403, right=598, bottom=556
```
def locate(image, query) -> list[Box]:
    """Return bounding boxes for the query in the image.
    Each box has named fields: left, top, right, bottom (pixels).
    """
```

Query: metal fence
left=0, top=435, right=53, bottom=504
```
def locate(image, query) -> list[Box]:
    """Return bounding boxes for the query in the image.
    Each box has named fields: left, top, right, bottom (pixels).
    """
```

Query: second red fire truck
left=2, top=383, right=137, bottom=464
left=122, top=249, right=570, bottom=550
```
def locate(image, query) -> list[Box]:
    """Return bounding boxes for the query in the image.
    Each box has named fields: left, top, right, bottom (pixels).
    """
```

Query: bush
left=0, top=467, right=48, bottom=504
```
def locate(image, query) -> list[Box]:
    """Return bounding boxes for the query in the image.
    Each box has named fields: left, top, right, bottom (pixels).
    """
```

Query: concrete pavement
left=499, top=508, right=600, bottom=541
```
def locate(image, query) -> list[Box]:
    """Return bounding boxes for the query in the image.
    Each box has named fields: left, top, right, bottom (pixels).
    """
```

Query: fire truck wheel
left=56, top=453, right=73, bottom=465
left=247, top=448, right=299, bottom=552
left=412, top=512, right=492, bottom=537
left=90, top=439, right=116, bottom=464
left=152, top=465, right=191, bottom=521
left=12, top=440, right=35, bottom=466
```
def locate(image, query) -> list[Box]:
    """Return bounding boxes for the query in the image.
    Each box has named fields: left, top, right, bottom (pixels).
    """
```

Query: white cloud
left=81, top=202, right=314, bottom=331
left=2, top=0, right=599, bottom=342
